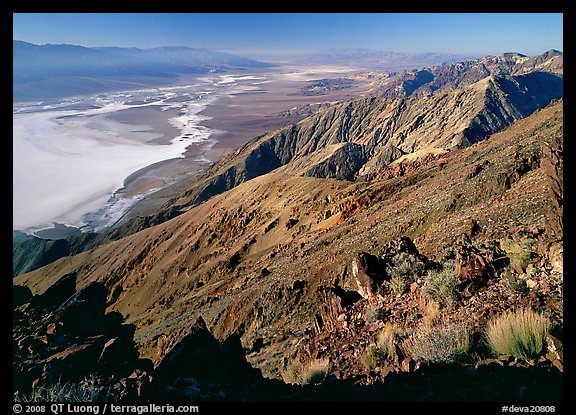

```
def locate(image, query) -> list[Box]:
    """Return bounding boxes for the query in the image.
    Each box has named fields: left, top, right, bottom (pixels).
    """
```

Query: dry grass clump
left=362, top=323, right=401, bottom=370
left=281, top=358, right=329, bottom=385
left=376, top=323, right=400, bottom=360
left=14, top=376, right=110, bottom=402
left=485, top=307, right=549, bottom=360
left=401, top=322, right=470, bottom=364
left=362, top=344, right=385, bottom=371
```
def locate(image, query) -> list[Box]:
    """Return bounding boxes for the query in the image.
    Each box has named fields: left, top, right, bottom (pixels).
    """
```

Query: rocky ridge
left=374, top=49, right=563, bottom=99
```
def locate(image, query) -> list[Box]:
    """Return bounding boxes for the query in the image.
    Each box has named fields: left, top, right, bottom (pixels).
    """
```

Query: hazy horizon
left=13, top=13, right=563, bottom=58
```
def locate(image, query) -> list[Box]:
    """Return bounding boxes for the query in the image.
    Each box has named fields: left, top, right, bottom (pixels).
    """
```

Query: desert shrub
left=422, top=268, right=458, bottom=308
left=389, top=275, right=408, bottom=295
left=281, top=362, right=302, bottom=385
left=485, top=308, right=549, bottom=360
left=362, top=344, right=385, bottom=371
left=385, top=252, right=425, bottom=282
left=502, top=270, right=529, bottom=296
left=366, top=304, right=386, bottom=323
left=14, top=377, right=110, bottom=402
left=401, top=322, right=470, bottom=364
left=501, top=238, right=532, bottom=271
left=282, top=359, right=329, bottom=386
left=300, top=359, right=329, bottom=385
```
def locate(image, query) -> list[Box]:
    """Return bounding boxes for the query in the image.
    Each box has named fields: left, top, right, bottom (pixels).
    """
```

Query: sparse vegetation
left=422, top=267, right=458, bottom=308
left=362, top=323, right=401, bottom=370
left=281, top=358, right=330, bottom=386
left=401, top=322, right=471, bottom=364
left=300, top=359, right=329, bottom=385
left=362, top=344, right=385, bottom=371
left=501, top=238, right=533, bottom=271
left=385, top=252, right=425, bottom=282
left=376, top=323, right=400, bottom=360
left=365, top=303, right=387, bottom=323
left=14, top=377, right=111, bottom=402
left=389, top=275, right=408, bottom=295
left=485, top=308, right=550, bottom=360
left=502, top=269, right=529, bottom=296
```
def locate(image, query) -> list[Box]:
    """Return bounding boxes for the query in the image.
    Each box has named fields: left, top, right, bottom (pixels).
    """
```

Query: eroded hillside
left=15, top=100, right=563, bottom=388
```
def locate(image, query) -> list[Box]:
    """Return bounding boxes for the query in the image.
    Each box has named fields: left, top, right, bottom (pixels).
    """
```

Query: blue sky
left=13, top=13, right=563, bottom=57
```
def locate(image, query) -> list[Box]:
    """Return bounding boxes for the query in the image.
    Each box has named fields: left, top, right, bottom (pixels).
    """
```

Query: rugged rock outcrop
left=13, top=275, right=152, bottom=399
left=376, top=49, right=563, bottom=99
left=350, top=252, right=389, bottom=299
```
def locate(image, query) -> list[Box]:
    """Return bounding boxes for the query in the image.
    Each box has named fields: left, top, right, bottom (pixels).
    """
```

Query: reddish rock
left=455, top=244, right=489, bottom=285
left=314, top=287, right=361, bottom=334
left=44, top=336, right=106, bottom=378
left=541, top=134, right=563, bottom=240
left=401, top=357, right=414, bottom=372
left=350, top=252, right=387, bottom=299
left=464, top=218, right=481, bottom=239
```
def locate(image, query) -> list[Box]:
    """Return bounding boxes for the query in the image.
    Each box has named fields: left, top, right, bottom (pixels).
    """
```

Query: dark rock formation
left=13, top=277, right=152, bottom=399
left=350, top=252, right=389, bottom=299
left=13, top=285, right=32, bottom=308
left=455, top=245, right=489, bottom=285
left=29, top=272, right=77, bottom=311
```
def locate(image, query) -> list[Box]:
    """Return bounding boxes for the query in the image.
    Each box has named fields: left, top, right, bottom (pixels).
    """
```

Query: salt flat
left=12, top=80, right=229, bottom=234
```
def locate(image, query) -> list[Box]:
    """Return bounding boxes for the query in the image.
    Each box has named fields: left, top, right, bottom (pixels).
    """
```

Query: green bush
left=422, top=268, right=458, bottom=308
left=401, top=322, right=470, bottom=364
left=485, top=308, right=549, bottom=360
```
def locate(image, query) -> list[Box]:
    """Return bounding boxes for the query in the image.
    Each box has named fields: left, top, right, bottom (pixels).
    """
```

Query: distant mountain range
left=375, top=49, right=563, bottom=98
left=13, top=40, right=274, bottom=101
left=303, top=48, right=481, bottom=71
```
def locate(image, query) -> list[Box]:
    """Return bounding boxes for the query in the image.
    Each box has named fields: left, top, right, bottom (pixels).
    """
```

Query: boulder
left=152, top=316, right=264, bottom=400
left=98, top=337, right=135, bottom=372
left=464, top=218, right=481, bottom=239
left=350, top=252, right=387, bottom=299
left=43, top=336, right=106, bottom=379
left=455, top=245, right=489, bottom=285
left=54, top=282, right=108, bottom=335
left=154, top=316, right=221, bottom=381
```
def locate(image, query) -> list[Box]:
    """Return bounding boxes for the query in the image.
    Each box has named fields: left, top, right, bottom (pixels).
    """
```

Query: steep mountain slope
left=12, top=68, right=563, bottom=277
left=15, top=100, right=563, bottom=383
left=155, top=71, right=562, bottom=217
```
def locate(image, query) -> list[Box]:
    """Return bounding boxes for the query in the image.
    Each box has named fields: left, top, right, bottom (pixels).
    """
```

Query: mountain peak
left=502, top=51, right=527, bottom=59
left=543, top=49, right=563, bottom=57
